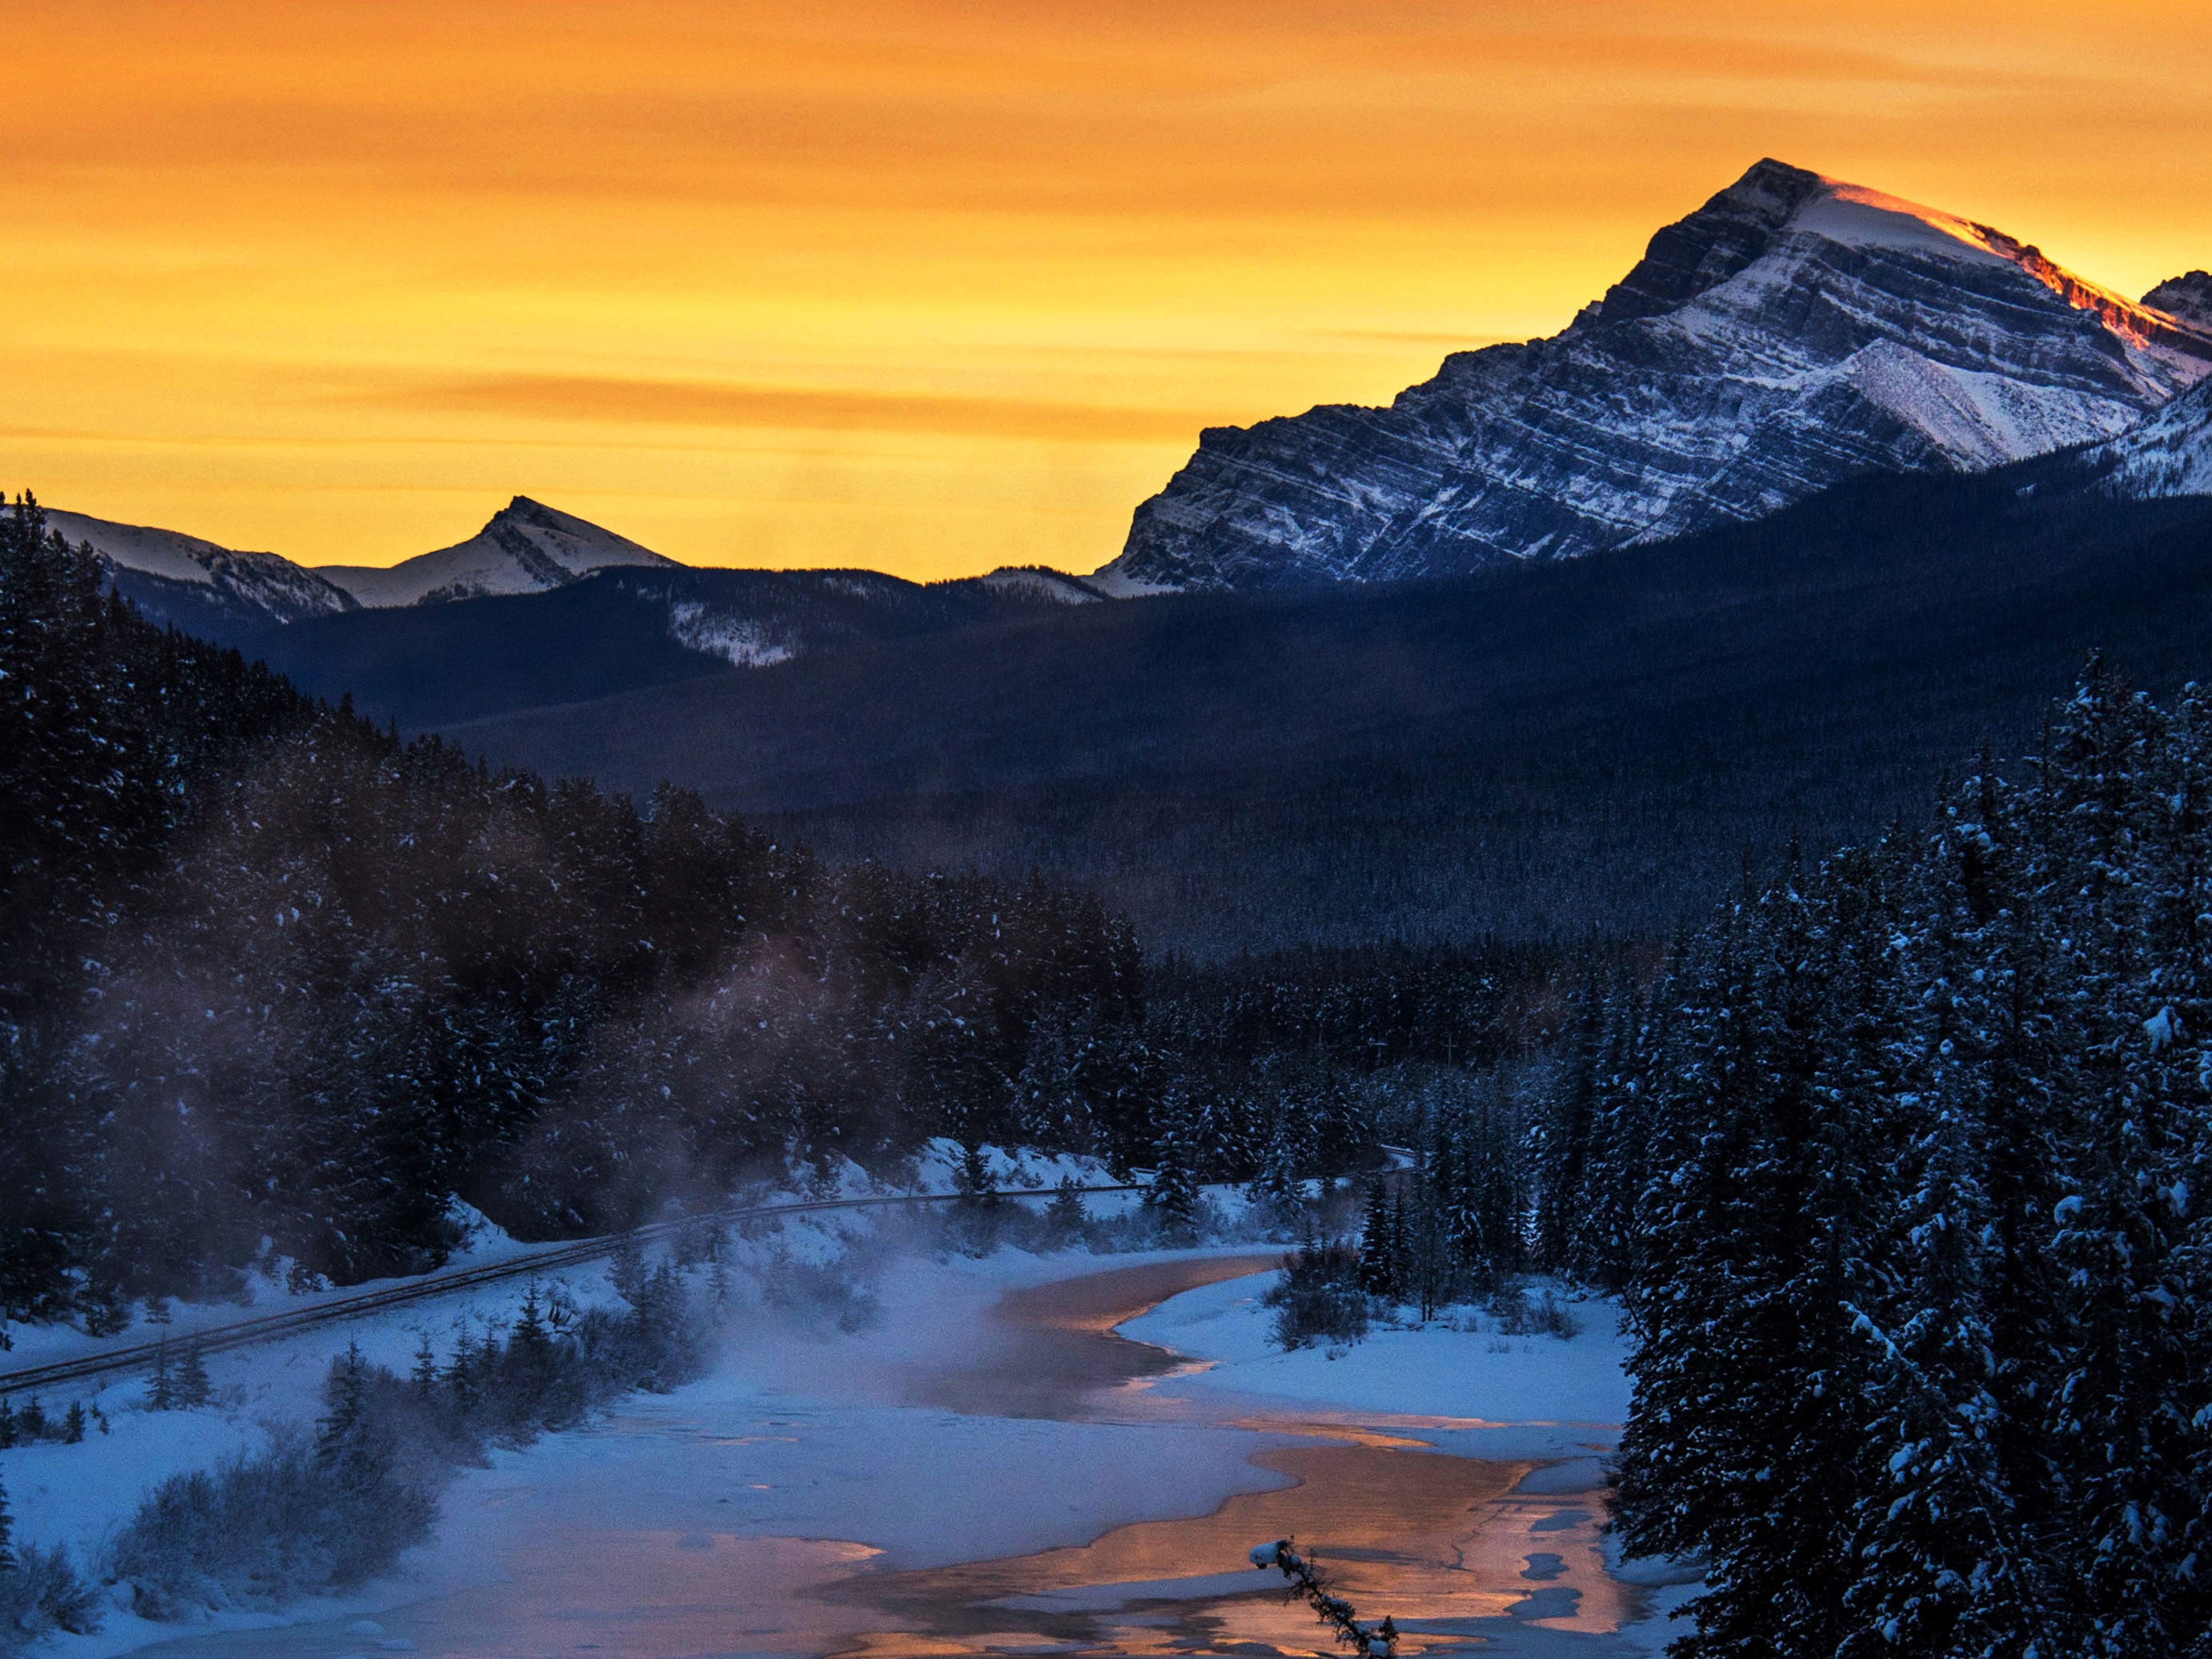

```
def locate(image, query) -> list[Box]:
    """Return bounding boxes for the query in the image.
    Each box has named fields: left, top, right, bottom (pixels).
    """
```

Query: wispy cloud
left=376, top=372, right=1211, bottom=445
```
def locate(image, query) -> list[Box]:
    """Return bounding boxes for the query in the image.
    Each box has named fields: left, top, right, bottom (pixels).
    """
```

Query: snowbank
left=1122, top=1272, right=1634, bottom=1460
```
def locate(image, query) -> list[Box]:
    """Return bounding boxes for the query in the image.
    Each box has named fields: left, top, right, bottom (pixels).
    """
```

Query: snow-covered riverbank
left=1122, top=1273, right=1635, bottom=1454
left=9, top=1212, right=1697, bottom=1658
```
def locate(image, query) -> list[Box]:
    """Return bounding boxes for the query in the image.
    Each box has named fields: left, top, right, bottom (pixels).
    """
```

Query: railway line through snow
left=0, top=1183, right=1144, bottom=1398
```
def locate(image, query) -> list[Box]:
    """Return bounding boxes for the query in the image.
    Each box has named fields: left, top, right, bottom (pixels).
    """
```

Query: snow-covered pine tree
left=1841, top=1102, right=2041, bottom=1658
left=317, top=1341, right=369, bottom=1469
left=173, top=1344, right=211, bottom=1409
left=1146, top=1092, right=1203, bottom=1244
left=1616, top=850, right=1895, bottom=1659
left=1533, top=985, right=1605, bottom=1270
left=1356, top=1178, right=1398, bottom=1301
left=2033, top=673, right=2206, bottom=1655
left=1245, top=1096, right=1311, bottom=1224
left=1047, top=1175, right=1088, bottom=1241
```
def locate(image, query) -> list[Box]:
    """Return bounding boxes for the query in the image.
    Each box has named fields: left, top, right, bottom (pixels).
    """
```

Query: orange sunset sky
left=7, top=1, right=2211, bottom=580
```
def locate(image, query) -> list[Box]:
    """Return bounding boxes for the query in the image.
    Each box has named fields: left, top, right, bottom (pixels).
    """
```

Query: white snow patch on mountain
left=1840, top=342, right=2145, bottom=471
left=1087, top=566, right=1181, bottom=598
left=667, top=601, right=798, bottom=668
left=976, top=566, right=1105, bottom=604
left=49, top=509, right=359, bottom=623
left=1789, top=182, right=2019, bottom=263
left=45, top=512, right=228, bottom=585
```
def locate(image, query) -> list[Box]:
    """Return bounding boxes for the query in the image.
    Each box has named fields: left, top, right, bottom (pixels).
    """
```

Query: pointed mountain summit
left=318, top=495, right=678, bottom=608
left=1096, top=159, right=2212, bottom=591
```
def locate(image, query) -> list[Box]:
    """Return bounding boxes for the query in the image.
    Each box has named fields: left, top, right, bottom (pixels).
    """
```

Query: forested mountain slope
left=239, top=563, right=1106, bottom=729
left=437, top=465, right=2212, bottom=952
left=0, top=498, right=1145, bottom=1315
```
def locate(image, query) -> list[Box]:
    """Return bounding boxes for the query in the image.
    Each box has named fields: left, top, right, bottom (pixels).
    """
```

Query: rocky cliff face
left=1097, top=160, right=2212, bottom=590
left=2145, top=271, right=2212, bottom=331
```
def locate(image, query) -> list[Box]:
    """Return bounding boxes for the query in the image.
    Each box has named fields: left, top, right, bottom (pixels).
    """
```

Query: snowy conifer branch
left=1249, top=1538, right=1397, bottom=1655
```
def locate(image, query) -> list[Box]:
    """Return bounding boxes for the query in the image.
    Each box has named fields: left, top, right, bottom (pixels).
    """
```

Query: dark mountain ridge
left=431, top=445, right=2212, bottom=952
left=242, top=560, right=1105, bottom=729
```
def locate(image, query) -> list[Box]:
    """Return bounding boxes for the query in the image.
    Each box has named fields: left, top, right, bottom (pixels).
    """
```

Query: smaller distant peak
left=2145, top=271, right=2212, bottom=330
left=485, top=495, right=622, bottom=539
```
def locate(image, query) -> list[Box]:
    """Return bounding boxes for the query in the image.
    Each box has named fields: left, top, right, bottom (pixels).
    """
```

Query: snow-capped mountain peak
left=318, top=495, right=677, bottom=608
left=48, top=509, right=358, bottom=627
left=1097, top=158, right=2212, bottom=591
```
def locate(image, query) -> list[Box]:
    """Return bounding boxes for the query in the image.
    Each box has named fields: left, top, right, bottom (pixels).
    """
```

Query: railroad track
left=0, top=1182, right=1149, bottom=1397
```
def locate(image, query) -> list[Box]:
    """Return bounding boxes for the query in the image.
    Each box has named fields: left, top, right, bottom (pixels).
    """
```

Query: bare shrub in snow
left=754, top=1251, right=881, bottom=1335
left=1488, top=1284, right=1582, bottom=1340
left=107, top=1430, right=423, bottom=1617
left=0, top=1541, right=103, bottom=1649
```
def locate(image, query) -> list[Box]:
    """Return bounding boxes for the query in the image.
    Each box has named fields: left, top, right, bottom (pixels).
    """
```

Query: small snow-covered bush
left=0, top=1541, right=103, bottom=1649
left=106, top=1416, right=438, bottom=1619
left=1263, top=1242, right=1371, bottom=1350
left=755, top=1251, right=881, bottom=1335
left=1488, top=1284, right=1582, bottom=1340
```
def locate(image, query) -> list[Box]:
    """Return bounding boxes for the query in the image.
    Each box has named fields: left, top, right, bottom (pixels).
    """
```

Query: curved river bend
left=145, top=1254, right=1658, bottom=1658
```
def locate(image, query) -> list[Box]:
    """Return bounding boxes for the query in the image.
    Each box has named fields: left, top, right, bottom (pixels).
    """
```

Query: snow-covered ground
left=1122, top=1275, right=1634, bottom=1457
left=0, top=1142, right=1130, bottom=1376
left=1122, top=1277, right=1705, bottom=1652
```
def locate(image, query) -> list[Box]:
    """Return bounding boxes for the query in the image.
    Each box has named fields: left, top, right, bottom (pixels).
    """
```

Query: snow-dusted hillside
left=974, top=565, right=1107, bottom=605
left=47, top=509, right=358, bottom=631
left=2079, top=374, right=2212, bottom=500
left=1097, top=159, right=2212, bottom=590
left=318, top=495, right=677, bottom=607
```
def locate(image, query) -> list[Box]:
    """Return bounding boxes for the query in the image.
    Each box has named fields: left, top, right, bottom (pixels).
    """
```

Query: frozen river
left=137, top=1252, right=1672, bottom=1658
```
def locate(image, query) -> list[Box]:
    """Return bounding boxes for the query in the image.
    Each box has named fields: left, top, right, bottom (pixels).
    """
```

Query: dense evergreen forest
left=0, top=497, right=1593, bottom=1322
left=1514, top=668, right=2212, bottom=1657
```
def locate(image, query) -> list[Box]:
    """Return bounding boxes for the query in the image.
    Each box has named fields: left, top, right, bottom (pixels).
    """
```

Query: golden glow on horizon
left=6, top=1, right=2211, bottom=578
